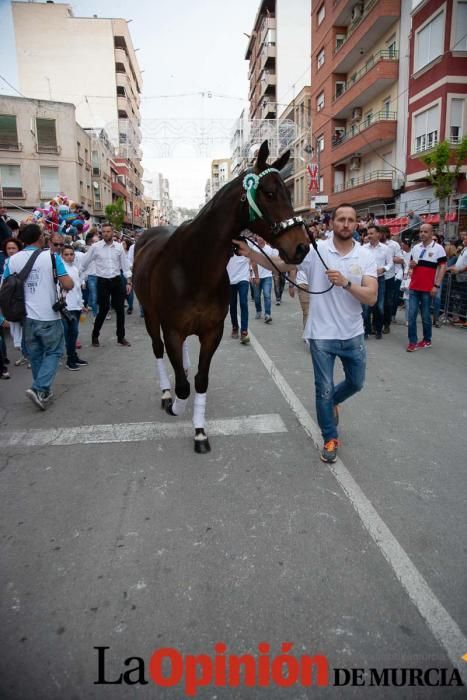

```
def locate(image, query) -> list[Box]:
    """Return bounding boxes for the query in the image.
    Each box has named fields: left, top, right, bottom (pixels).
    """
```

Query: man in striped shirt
left=407, top=223, right=447, bottom=352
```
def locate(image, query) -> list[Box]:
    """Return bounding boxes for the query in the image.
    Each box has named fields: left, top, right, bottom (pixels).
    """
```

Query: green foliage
left=105, top=197, right=125, bottom=231
left=421, top=137, right=467, bottom=201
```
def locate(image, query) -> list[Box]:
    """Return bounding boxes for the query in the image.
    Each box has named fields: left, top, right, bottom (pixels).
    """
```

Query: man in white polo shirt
left=363, top=225, right=392, bottom=339
left=234, top=204, right=377, bottom=464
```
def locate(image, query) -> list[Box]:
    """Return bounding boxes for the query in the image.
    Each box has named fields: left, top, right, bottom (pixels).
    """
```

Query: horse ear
left=271, top=149, right=291, bottom=173
left=256, top=141, right=269, bottom=171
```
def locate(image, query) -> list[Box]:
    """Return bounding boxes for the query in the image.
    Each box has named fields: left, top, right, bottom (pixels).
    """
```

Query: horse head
left=243, top=140, right=310, bottom=264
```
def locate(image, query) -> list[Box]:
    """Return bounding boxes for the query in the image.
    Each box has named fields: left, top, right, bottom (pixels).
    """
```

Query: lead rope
left=240, top=227, right=334, bottom=296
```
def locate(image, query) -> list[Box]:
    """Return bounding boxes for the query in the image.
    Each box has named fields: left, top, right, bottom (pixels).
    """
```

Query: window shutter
left=0, top=115, right=18, bottom=148
left=36, top=118, right=57, bottom=151
left=450, top=99, right=464, bottom=129
left=455, top=2, right=467, bottom=49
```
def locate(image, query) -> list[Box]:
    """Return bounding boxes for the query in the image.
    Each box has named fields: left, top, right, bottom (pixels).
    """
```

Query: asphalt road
left=0, top=295, right=466, bottom=699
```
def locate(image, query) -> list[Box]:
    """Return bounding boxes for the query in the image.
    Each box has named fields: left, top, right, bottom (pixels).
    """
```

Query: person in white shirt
left=2, top=223, right=74, bottom=410
left=227, top=236, right=258, bottom=344
left=60, top=245, right=88, bottom=370
left=83, top=231, right=99, bottom=317
left=251, top=235, right=275, bottom=323
left=380, top=228, right=404, bottom=333
left=363, top=225, right=392, bottom=339
left=234, top=204, right=377, bottom=465
left=80, top=222, right=132, bottom=347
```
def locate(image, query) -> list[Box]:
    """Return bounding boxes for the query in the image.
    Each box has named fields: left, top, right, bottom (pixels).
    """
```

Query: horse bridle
left=242, top=169, right=305, bottom=237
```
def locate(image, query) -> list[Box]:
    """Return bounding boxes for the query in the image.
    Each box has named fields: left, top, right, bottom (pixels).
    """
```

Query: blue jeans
left=309, top=335, right=366, bottom=442
left=254, top=277, right=272, bottom=316
left=363, top=276, right=385, bottom=334
left=24, top=318, right=64, bottom=393
left=229, top=281, right=249, bottom=333
left=432, top=285, right=442, bottom=319
left=61, top=310, right=81, bottom=363
left=86, top=275, right=98, bottom=316
left=408, top=290, right=432, bottom=344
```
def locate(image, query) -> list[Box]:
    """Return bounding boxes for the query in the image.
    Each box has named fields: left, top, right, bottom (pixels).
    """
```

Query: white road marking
left=0, top=413, right=287, bottom=448
left=249, top=330, right=467, bottom=682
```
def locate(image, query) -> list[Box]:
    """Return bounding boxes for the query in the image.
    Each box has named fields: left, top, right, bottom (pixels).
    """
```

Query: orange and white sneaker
left=320, top=439, right=340, bottom=463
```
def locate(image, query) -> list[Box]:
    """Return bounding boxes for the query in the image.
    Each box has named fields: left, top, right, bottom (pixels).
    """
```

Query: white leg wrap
left=171, top=396, right=188, bottom=416
left=193, top=392, right=207, bottom=430
left=156, top=358, right=171, bottom=392
left=182, top=340, right=191, bottom=372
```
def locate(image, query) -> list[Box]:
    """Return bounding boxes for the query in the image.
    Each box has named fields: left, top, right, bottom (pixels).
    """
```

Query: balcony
left=0, top=141, right=22, bottom=151
left=259, top=70, right=276, bottom=96
left=259, top=44, right=276, bottom=72
left=261, top=99, right=276, bottom=120
left=332, top=50, right=398, bottom=118
left=333, top=0, right=401, bottom=73
left=332, top=111, right=397, bottom=162
left=329, top=170, right=394, bottom=206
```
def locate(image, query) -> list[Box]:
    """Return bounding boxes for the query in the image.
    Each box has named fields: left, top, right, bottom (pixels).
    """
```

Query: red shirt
left=409, top=241, right=446, bottom=292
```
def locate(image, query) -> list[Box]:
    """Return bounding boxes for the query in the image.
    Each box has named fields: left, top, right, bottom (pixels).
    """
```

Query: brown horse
left=133, top=141, right=309, bottom=453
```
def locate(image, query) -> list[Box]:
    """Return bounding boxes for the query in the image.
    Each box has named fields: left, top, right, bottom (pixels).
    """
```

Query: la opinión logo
left=94, top=643, right=329, bottom=696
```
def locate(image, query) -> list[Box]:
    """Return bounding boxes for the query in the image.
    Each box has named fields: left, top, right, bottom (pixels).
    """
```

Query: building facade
left=246, top=0, right=311, bottom=121
left=279, top=86, right=313, bottom=213
left=404, top=0, right=467, bottom=212
left=310, top=0, right=408, bottom=214
left=0, top=95, right=112, bottom=218
left=210, top=159, right=232, bottom=196
left=11, top=1, right=144, bottom=227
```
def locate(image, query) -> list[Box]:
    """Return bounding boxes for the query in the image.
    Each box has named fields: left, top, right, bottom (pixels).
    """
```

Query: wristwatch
left=344, top=280, right=352, bottom=290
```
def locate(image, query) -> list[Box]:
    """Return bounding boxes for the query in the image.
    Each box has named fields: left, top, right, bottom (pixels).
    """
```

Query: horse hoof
left=161, top=398, right=172, bottom=411
left=194, top=437, right=211, bottom=454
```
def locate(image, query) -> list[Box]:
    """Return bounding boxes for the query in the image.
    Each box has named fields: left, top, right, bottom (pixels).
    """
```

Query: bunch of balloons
left=33, top=193, right=91, bottom=235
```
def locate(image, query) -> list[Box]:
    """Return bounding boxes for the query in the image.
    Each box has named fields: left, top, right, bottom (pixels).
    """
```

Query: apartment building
left=311, top=0, right=409, bottom=213
left=230, top=110, right=251, bottom=177
left=279, top=86, right=313, bottom=213
left=404, top=0, right=467, bottom=211
left=84, top=128, right=114, bottom=221
left=210, top=159, right=232, bottom=196
left=246, top=0, right=311, bottom=122
left=11, top=1, right=144, bottom=227
left=0, top=95, right=110, bottom=217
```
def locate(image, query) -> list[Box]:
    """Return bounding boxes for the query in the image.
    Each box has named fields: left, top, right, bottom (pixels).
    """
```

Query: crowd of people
left=1, top=201, right=466, bottom=465
left=0, top=203, right=138, bottom=407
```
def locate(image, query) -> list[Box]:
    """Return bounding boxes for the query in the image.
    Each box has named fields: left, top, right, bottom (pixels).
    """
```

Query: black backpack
left=0, top=249, right=42, bottom=322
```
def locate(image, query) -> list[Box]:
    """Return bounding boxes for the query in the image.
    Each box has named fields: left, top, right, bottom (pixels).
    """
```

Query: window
left=319, top=176, right=324, bottom=192
left=317, top=135, right=324, bottom=152
left=317, top=48, right=325, bottom=69
left=387, top=40, right=397, bottom=58
left=40, top=165, right=59, bottom=197
left=0, top=115, right=19, bottom=150
left=450, top=98, right=464, bottom=143
left=335, top=33, right=346, bottom=49
left=365, top=110, right=373, bottom=127
left=317, top=92, right=324, bottom=111
left=382, top=98, right=391, bottom=117
left=0, top=164, right=22, bottom=198
left=453, top=1, right=467, bottom=49
left=415, top=11, right=444, bottom=71
left=335, top=81, right=346, bottom=99
left=413, top=104, right=439, bottom=153
left=92, top=149, right=100, bottom=175
left=317, top=4, right=325, bottom=25
left=36, top=118, right=58, bottom=153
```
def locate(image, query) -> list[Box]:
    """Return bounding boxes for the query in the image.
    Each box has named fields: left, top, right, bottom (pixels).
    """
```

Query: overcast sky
left=0, top=0, right=258, bottom=207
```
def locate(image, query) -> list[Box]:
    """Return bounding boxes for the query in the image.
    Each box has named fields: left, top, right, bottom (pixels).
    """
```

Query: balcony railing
left=37, top=144, right=61, bottom=154
left=333, top=170, right=394, bottom=193
left=332, top=111, right=397, bottom=147
left=414, top=132, right=438, bottom=155
left=333, top=50, right=399, bottom=102
left=334, top=0, right=379, bottom=55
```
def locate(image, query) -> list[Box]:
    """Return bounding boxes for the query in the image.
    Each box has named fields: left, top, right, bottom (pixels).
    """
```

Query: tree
left=105, top=197, right=125, bottom=231
left=420, top=136, right=467, bottom=233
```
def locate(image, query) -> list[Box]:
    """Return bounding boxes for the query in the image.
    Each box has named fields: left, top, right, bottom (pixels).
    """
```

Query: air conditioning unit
left=350, top=156, right=361, bottom=171
left=334, top=128, right=345, bottom=142
left=351, top=107, right=363, bottom=122
left=351, top=3, right=363, bottom=22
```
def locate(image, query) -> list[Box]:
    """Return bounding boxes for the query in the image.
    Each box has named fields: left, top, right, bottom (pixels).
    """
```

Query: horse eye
left=265, top=192, right=275, bottom=200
